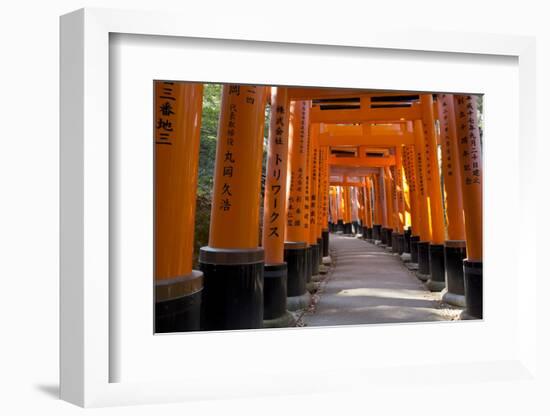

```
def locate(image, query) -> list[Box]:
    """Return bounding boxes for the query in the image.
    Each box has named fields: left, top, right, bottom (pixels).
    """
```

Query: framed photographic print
left=60, top=7, right=537, bottom=408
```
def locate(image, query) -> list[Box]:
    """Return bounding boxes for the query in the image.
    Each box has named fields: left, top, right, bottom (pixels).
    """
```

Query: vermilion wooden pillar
left=261, top=87, right=294, bottom=326
left=438, top=94, right=468, bottom=306
left=394, top=146, right=406, bottom=254
left=421, top=94, right=447, bottom=291
left=454, top=94, right=483, bottom=319
left=413, top=119, right=433, bottom=278
left=320, top=147, right=330, bottom=257
left=402, top=145, right=420, bottom=260
left=155, top=81, right=204, bottom=333
left=343, top=184, right=353, bottom=234
left=372, top=173, right=383, bottom=241
left=199, top=84, right=267, bottom=330
left=363, top=176, right=374, bottom=240
left=307, top=122, right=321, bottom=280
left=284, top=100, right=311, bottom=311
left=383, top=166, right=396, bottom=248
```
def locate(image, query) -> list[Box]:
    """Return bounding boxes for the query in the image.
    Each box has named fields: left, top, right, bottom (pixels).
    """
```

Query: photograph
left=154, top=82, right=483, bottom=333
left=1, top=0, right=544, bottom=412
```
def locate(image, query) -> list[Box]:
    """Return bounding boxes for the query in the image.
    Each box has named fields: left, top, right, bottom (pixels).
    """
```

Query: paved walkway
left=303, top=233, right=461, bottom=327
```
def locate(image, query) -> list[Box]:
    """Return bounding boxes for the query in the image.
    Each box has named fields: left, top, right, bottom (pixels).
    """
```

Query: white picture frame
left=60, top=7, right=538, bottom=408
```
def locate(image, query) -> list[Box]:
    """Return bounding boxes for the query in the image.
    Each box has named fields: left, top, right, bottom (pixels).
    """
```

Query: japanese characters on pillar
left=454, top=95, right=483, bottom=261
left=343, top=183, right=352, bottom=223
left=286, top=100, right=311, bottom=243
left=437, top=94, right=466, bottom=241
left=308, top=123, right=319, bottom=243
left=414, top=120, right=432, bottom=241
left=319, top=146, right=329, bottom=231
left=303, top=118, right=311, bottom=237
left=315, top=145, right=323, bottom=236
left=380, top=170, right=390, bottom=227
left=155, top=81, right=203, bottom=280
left=373, top=173, right=382, bottom=225
left=389, top=165, right=399, bottom=231
left=350, top=186, right=357, bottom=223
left=209, top=84, right=267, bottom=249
left=329, top=186, right=336, bottom=223
left=262, top=87, right=291, bottom=264
left=358, top=184, right=365, bottom=226
left=394, top=146, right=405, bottom=233
left=384, top=167, right=396, bottom=230
left=420, top=94, right=445, bottom=244
left=155, top=82, right=176, bottom=146
left=365, top=176, right=373, bottom=228
left=402, top=145, right=418, bottom=233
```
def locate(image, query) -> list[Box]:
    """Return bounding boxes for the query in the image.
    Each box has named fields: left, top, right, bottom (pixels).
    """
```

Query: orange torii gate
left=154, top=85, right=482, bottom=333
left=311, top=94, right=451, bottom=297
left=311, top=92, right=481, bottom=318
left=322, top=119, right=410, bottom=247
left=281, top=89, right=477, bottom=317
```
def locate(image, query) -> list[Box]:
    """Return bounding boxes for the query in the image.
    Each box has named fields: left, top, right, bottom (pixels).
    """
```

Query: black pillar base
left=410, top=235, right=420, bottom=263
left=404, top=228, right=411, bottom=253
left=263, top=263, right=288, bottom=321
left=380, top=227, right=389, bottom=245
left=426, top=244, right=445, bottom=292
left=372, top=224, right=382, bottom=241
left=155, top=270, right=203, bottom=333
left=344, top=222, right=353, bottom=235
left=328, top=222, right=334, bottom=232
left=336, top=219, right=344, bottom=233
left=322, top=229, right=329, bottom=257
left=442, top=240, right=466, bottom=306
left=305, top=245, right=313, bottom=283
left=317, top=238, right=324, bottom=265
left=365, top=227, right=373, bottom=240
left=391, top=232, right=399, bottom=253
left=199, top=247, right=264, bottom=330
left=352, top=220, right=359, bottom=235
left=396, top=233, right=405, bottom=255
left=463, top=260, right=483, bottom=319
left=310, top=243, right=320, bottom=277
left=416, top=241, right=430, bottom=280
left=284, top=241, right=307, bottom=298
left=386, top=228, right=393, bottom=247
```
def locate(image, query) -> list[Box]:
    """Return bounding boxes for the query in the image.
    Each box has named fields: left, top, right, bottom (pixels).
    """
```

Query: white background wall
left=1, top=0, right=548, bottom=414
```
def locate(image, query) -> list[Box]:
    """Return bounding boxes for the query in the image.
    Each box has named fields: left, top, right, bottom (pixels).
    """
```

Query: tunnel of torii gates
left=155, top=82, right=483, bottom=332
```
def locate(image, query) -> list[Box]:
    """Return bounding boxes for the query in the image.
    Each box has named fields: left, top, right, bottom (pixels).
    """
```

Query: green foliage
left=197, top=83, right=222, bottom=195
left=193, top=83, right=221, bottom=267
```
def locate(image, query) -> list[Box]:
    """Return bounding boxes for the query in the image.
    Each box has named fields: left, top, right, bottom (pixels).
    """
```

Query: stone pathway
left=303, top=233, right=461, bottom=327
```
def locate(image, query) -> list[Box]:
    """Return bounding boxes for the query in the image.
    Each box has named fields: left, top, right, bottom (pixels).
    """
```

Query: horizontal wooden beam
left=320, top=133, right=414, bottom=146
left=329, top=155, right=395, bottom=167
left=287, top=87, right=371, bottom=100
left=329, top=182, right=366, bottom=187
left=322, top=123, right=408, bottom=136
left=311, top=105, right=422, bottom=123
left=330, top=166, right=379, bottom=177
left=287, top=88, right=420, bottom=101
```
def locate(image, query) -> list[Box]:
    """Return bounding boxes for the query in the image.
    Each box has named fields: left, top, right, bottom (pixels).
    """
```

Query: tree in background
left=193, top=83, right=221, bottom=266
